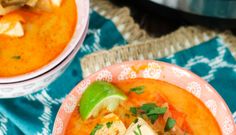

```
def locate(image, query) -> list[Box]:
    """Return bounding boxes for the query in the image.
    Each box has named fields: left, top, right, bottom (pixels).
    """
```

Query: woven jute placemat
left=84, top=1, right=236, bottom=78
left=91, top=0, right=151, bottom=43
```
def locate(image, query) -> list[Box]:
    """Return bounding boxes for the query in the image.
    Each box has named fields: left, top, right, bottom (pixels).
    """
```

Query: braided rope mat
left=83, top=0, right=236, bottom=77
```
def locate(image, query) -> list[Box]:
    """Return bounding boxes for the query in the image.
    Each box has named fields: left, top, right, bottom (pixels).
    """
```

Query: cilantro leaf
left=134, top=131, right=139, bottom=135
left=148, top=114, right=159, bottom=124
left=90, top=124, right=103, bottom=135
left=164, top=117, right=176, bottom=132
left=134, top=124, right=142, bottom=135
left=130, top=107, right=138, bottom=115
left=137, top=125, right=142, bottom=135
left=133, top=118, right=139, bottom=123
left=140, top=103, right=157, bottom=113
left=106, top=122, right=113, bottom=128
left=12, top=55, right=21, bottom=60
left=130, top=103, right=168, bottom=125
left=125, top=113, right=130, bottom=118
left=147, top=107, right=167, bottom=115
left=130, top=86, right=145, bottom=94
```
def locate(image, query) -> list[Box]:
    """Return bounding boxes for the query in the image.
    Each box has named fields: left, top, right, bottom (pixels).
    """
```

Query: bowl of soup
left=0, top=0, right=89, bottom=83
left=53, top=60, right=236, bottom=135
left=0, top=23, right=87, bottom=98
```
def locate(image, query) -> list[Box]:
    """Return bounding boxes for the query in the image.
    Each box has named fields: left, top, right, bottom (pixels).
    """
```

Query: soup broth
left=66, top=78, right=221, bottom=135
left=0, top=0, right=77, bottom=77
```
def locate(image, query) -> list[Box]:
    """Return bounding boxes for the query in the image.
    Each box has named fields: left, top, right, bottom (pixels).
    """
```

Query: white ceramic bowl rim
left=0, top=0, right=89, bottom=83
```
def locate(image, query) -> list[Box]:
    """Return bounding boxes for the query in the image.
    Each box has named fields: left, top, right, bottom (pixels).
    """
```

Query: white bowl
left=0, top=0, right=89, bottom=83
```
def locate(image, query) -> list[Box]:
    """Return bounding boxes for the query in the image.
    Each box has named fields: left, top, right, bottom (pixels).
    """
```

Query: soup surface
left=0, top=0, right=77, bottom=77
left=66, top=78, right=221, bottom=135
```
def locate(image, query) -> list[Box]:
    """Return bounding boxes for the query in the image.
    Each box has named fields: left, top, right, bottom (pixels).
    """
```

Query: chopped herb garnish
left=125, top=113, right=130, bottom=118
left=140, top=103, right=157, bottom=113
left=12, top=55, right=21, bottom=60
left=164, top=117, right=176, bottom=132
left=106, top=122, right=113, bottom=128
left=90, top=124, right=103, bottom=135
left=147, top=107, right=167, bottom=115
left=133, top=118, right=139, bottom=123
left=139, top=113, right=145, bottom=119
left=134, top=124, right=142, bottom=135
left=134, top=131, right=139, bottom=135
left=130, top=107, right=138, bottom=115
left=137, top=125, right=142, bottom=135
left=130, top=103, right=168, bottom=124
left=129, top=86, right=145, bottom=94
left=148, top=114, right=159, bottom=124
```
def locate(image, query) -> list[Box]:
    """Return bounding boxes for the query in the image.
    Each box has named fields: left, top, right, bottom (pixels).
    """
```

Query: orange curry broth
left=65, top=78, right=221, bottom=135
left=0, top=0, right=77, bottom=77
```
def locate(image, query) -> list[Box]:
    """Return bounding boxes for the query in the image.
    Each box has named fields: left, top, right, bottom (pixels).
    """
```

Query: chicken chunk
left=0, top=0, right=62, bottom=15
left=50, top=0, right=62, bottom=7
left=26, top=0, right=38, bottom=7
left=125, top=117, right=157, bottom=135
left=94, top=113, right=126, bottom=135
left=0, top=4, right=19, bottom=15
left=0, top=0, right=28, bottom=7
left=0, top=14, right=24, bottom=37
left=0, top=0, right=38, bottom=15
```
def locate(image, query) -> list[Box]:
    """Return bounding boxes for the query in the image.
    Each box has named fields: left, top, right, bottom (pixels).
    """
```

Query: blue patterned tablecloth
left=160, top=37, right=236, bottom=114
left=0, top=10, right=235, bottom=135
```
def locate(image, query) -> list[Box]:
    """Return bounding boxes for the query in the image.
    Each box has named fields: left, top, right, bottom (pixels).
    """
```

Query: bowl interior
left=0, top=0, right=90, bottom=83
left=53, top=60, right=236, bottom=135
left=0, top=22, right=88, bottom=98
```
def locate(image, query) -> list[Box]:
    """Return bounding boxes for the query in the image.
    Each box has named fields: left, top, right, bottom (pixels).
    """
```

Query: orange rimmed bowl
left=53, top=60, right=236, bottom=135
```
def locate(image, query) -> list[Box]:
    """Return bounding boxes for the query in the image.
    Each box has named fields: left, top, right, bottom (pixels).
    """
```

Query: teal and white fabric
left=160, top=37, right=236, bottom=116
left=0, top=10, right=126, bottom=135
left=0, top=10, right=235, bottom=135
